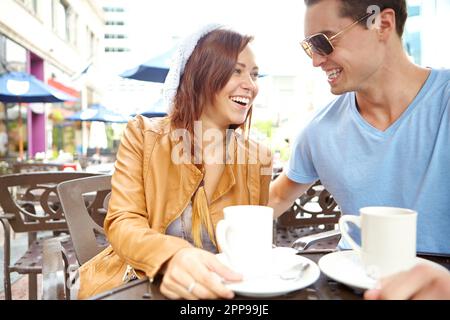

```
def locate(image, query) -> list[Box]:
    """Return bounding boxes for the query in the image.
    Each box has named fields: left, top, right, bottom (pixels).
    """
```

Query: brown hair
left=169, top=29, right=254, bottom=133
left=304, top=0, right=407, bottom=37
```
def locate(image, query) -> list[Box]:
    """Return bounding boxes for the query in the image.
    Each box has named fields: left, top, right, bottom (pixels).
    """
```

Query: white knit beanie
left=163, top=23, right=222, bottom=109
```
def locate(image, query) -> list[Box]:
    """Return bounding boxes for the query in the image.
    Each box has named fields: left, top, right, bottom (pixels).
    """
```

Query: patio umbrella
left=120, top=46, right=269, bottom=83
left=0, top=71, right=78, bottom=159
left=0, top=71, right=77, bottom=103
left=66, top=104, right=131, bottom=123
left=66, top=104, right=131, bottom=157
left=131, top=97, right=167, bottom=118
left=120, top=47, right=176, bottom=83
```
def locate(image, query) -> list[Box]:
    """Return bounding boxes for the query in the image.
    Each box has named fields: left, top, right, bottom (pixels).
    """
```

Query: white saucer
left=216, top=247, right=320, bottom=298
left=318, top=250, right=448, bottom=291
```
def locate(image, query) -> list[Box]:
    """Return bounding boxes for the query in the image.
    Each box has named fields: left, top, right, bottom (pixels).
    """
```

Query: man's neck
left=355, top=52, right=430, bottom=131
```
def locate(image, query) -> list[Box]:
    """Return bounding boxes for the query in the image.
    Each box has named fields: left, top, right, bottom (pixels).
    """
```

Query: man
left=269, top=0, right=450, bottom=255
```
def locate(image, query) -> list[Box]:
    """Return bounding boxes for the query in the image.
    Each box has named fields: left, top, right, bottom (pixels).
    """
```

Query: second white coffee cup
left=339, top=206, right=417, bottom=279
left=216, top=205, right=273, bottom=278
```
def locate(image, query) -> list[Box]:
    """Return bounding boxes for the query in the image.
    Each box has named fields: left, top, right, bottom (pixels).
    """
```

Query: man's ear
left=374, top=8, right=397, bottom=41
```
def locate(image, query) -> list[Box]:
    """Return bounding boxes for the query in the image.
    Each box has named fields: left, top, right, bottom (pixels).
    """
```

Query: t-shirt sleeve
left=285, top=128, right=319, bottom=184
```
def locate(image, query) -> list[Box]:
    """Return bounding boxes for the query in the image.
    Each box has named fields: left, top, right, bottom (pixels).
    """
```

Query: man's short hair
left=304, top=0, right=407, bottom=37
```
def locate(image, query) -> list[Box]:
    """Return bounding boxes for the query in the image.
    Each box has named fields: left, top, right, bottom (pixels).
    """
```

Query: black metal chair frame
left=0, top=171, right=99, bottom=299
left=275, top=180, right=342, bottom=249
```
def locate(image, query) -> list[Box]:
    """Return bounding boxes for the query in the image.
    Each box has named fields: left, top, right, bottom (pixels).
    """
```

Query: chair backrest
left=0, top=171, right=98, bottom=233
left=274, top=180, right=341, bottom=248
left=277, top=180, right=341, bottom=229
left=278, top=181, right=341, bottom=227
left=57, top=175, right=111, bottom=265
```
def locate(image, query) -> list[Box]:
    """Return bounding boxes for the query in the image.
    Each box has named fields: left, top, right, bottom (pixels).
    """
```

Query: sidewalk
left=0, top=274, right=42, bottom=299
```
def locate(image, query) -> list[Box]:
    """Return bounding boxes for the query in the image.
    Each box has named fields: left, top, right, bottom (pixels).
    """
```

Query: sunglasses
left=301, top=12, right=373, bottom=58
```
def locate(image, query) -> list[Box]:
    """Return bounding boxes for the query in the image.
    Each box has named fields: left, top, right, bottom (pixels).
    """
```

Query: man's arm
left=268, top=172, right=313, bottom=218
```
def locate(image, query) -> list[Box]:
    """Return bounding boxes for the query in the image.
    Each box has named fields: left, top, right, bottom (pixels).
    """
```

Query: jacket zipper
left=122, top=264, right=139, bottom=283
left=161, top=171, right=205, bottom=234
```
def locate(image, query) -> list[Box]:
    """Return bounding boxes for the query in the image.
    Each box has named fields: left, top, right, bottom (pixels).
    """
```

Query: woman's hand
left=364, top=263, right=450, bottom=300
left=160, top=247, right=242, bottom=300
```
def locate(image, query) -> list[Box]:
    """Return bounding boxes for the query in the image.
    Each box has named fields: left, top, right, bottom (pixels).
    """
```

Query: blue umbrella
left=66, top=104, right=131, bottom=123
left=0, top=71, right=78, bottom=160
left=120, top=46, right=270, bottom=83
left=120, top=47, right=176, bottom=83
left=0, top=71, right=78, bottom=103
left=132, top=97, right=167, bottom=118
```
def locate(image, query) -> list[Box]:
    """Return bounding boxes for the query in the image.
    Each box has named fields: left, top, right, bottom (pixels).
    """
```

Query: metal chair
left=0, top=171, right=98, bottom=299
left=42, top=237, right=68, bottom=300
left=275, top=180, right=342, bottom=251
left=56, top=174, right=111, bottom=265
left=41, top=175, right=111, bottom=300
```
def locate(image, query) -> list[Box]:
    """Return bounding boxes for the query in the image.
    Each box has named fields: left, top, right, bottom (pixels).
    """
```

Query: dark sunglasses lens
left=309, top=34, right=333, bottom=56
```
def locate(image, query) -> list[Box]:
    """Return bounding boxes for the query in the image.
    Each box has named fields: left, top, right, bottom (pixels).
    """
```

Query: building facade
left=404, top=0, right=450, bottom=68
left=0, top=0, right=104, bottom=159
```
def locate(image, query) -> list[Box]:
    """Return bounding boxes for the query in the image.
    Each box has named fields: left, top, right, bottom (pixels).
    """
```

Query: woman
left=77, top=24, right=272, bottom=300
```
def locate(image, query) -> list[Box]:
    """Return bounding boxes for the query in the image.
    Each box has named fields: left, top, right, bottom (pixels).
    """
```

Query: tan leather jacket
left=78, top=116, right=272, bottom=299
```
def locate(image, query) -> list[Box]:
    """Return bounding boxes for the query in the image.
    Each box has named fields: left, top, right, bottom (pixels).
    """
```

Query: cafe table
left=90, top=251, right=450, bottom=301
left=91, top=251, right=361, bottom=300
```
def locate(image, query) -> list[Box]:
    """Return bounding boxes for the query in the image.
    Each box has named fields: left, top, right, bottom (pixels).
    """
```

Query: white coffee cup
left=339, top=206, right=417, bottom=279
left=216, top=205, right=273, bottom=277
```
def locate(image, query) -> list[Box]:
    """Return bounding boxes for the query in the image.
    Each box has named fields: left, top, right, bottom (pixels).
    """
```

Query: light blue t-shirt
left=286, top=68, right=450, bottom=254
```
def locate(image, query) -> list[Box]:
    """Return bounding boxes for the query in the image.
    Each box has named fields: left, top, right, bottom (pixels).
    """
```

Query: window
left=53, top=0, right=70, bottom=40
left=90, top=31, right=96, bottom=58
left=0, top=35, right=6, bottom=72
left=104, top=34, right=127, bottom=39
left=403, top=4, right=422, bottom=65
left=404, top=32, right=421, bottom=65
left=18, top=0, right=38, bottom=14
left=67, top=10, right=78, bottom=46
left=106, top=21, right=125, bottom=26
left=5, top=38, right=27, bottom=67
left=103, top=7, right=125, bottom=13
left=105, top=47, right=130, bottom=52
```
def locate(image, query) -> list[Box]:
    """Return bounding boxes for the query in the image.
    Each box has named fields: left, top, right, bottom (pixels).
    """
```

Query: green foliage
left=252, top=120, right=273, bottom=139
left=279, top=144, right=291, bottom=161
left=106, top=124, right=114, bottom=150
left=52, top=125, right=64, bottom=151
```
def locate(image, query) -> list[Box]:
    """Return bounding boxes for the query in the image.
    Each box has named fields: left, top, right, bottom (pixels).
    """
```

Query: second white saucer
left=318, top=250, right=447, bottom=291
